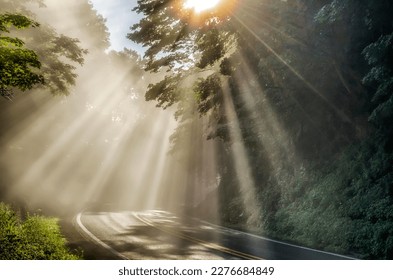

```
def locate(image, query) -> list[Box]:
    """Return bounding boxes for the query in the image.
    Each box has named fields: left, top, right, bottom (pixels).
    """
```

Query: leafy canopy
left=1, top=0, right=89, bottom=98
left=129, top=0, right=237, bottom=119
left=0, top=13, right=44, bottom=98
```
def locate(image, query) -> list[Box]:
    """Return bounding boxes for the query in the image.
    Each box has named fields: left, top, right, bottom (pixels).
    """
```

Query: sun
left=184, top=0, right=221, bottom=13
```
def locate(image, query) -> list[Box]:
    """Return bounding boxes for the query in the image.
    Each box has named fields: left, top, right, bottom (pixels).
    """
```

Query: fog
left=0, top=0, right=220, bottom=219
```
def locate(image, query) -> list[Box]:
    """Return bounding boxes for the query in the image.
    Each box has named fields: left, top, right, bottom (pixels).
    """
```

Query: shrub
left=0, top=203, right=80, bottom=260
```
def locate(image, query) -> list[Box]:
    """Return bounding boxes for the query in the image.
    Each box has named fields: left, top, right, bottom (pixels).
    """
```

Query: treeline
left=130, top=0, right=393, bottom=259
left=221, top=0, right=393, bottom=259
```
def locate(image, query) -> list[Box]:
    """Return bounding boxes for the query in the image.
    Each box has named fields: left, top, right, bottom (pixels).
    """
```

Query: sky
left=90, top=0, right=143, bottom=53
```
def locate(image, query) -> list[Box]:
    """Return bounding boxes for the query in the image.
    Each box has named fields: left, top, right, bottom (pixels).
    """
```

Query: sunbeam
left=233, top=14, right=353, bottom=125
left=232, top=54, right=299, bottom=174
left=220, top=78, right=263, bottom=228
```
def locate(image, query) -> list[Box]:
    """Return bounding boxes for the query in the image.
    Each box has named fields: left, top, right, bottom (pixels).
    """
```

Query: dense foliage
left=0, top=203, right=80, bottom=259
left=130, top=0, right=393, bottom=259
left=0, top=13, right=44, bottom=98
left=0, top=0, right=87, bottom=98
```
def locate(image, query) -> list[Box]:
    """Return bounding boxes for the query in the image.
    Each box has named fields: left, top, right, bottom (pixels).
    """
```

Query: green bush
left=0, top=203, right=80, bottom=260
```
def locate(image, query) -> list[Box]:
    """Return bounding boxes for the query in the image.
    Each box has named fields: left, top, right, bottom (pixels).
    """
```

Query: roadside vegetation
left=0, top=202, right=80, bottom=260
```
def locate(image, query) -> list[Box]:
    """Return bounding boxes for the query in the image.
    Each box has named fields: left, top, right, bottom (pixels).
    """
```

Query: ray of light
left=237, top=4, right=308, bottom=48
left=126, top=112, right=174, bottom=209
left=9, top=68, right=127, bottom=193
left=232, top=57, right=299, bottom=173
left=1, top=40, right=180, bottom=213
left=232, top=14, right=353, bottom=125
left=221, top=78, right=263, bottom=228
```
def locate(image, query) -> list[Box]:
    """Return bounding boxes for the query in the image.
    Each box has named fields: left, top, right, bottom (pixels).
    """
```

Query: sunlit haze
left=184, top=0, right=221, bottom=13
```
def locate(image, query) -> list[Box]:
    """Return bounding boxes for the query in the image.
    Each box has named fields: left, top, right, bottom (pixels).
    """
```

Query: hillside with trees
left=129, top=0, right=393, bottom=259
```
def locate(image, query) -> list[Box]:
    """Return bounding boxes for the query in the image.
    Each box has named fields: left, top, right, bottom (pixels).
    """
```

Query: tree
left=129, top=0, right=236, bottom=126
left=33, top=0, right=111, bottom=52
left=0, top=13, right=44, bottom=99
left=0, top=0, right=88, bottom=98
left=314, top=0, right=393, bottom=136
left=309, top=0, right=393, bottom=259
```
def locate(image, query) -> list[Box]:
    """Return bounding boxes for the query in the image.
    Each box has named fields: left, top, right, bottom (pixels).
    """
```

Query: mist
left=0, top=0, right=220, bottom=218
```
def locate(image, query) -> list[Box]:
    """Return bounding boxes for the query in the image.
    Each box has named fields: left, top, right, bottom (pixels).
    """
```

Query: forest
left=0, top=0, right=392, bottom=260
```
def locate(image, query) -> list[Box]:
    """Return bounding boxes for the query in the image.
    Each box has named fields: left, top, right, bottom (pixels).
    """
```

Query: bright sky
left=90, top=0, right=143, bottom=53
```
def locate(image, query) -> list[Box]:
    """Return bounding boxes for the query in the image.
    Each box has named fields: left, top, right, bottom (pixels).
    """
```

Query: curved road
left=74, top=210, right=355, bottom=260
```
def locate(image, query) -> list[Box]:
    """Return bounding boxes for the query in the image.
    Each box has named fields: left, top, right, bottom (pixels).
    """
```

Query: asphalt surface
left=74, top=210, right=355, bottom=260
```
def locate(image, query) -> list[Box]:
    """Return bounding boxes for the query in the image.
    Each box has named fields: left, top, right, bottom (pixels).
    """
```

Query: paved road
left=74, top=210, right=355, bottom=260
